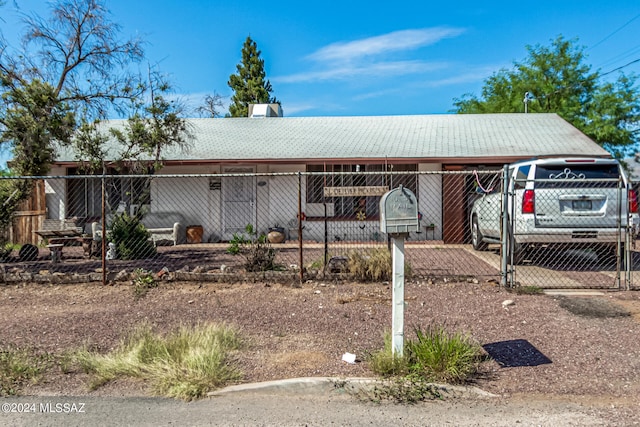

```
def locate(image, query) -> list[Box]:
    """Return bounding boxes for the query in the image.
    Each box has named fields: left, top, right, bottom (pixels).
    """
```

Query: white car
left=470, top=157, right=639, bottom=261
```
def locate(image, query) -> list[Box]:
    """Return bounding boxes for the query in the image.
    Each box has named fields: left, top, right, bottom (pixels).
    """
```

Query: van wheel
left=471, top=216, right=488, bottom=251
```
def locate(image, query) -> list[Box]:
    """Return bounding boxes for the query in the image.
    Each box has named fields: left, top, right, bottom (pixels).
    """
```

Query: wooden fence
left=8, top=180, right=46, bottom=245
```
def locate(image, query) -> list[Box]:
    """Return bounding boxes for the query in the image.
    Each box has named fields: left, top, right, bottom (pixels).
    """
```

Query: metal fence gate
left=503, top=168, right=639, bottom=290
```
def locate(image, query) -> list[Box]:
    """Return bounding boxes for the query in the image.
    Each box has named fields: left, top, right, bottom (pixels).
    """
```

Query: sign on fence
left=323, top=186, right=388, bottom=197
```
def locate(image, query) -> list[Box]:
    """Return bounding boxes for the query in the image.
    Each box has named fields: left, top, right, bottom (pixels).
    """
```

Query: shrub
left=347, top=248, right=412, bottom=281
left=405, top=325, right=483, bottom=384
left=367, top=325, right=483, bottom=402
left=108, top=212, right=156, bottom=260
left=227, top=224, right=277, bottom=272
left=132, top=268, right=158, bottom=299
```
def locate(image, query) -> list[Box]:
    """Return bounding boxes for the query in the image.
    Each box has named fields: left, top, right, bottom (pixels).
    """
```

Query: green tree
left=77, top=67, right=191, bottom=174
left=0, top=0, right=144, bottom=175
left=69, top=67, right=190, bottom=219
left=227, top=36, right=278, bottom=117
left=0, top=1, right=189, bottom=241
left=0, top=79, right=76, bottom=233
left=1, top=79, right=76, bottom=176
left=453, top=36, right=640, bottom=158
left=0, top=0, right=143, bottom=244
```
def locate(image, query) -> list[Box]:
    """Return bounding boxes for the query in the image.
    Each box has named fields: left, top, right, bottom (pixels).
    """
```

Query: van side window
left=514, top=165, right=531, bottom=190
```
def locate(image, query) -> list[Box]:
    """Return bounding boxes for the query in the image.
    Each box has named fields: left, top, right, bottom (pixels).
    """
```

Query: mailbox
left=379, top=185, right=419, bottom=235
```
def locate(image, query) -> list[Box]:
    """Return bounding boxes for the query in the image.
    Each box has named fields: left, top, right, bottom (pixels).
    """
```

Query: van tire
left=471, top=216, right=488, bottom=251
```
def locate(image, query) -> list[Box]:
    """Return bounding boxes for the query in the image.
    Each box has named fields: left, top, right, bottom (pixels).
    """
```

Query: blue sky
left=1, top=1, right=640, bottom=166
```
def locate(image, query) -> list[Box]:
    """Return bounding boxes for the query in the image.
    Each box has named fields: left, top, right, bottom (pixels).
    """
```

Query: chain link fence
left=471, top=167, right=639, bottom=291
left=0, top=171, right=637, bottom=290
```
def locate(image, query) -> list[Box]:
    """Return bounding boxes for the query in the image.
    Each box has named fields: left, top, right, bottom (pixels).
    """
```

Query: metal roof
left=54, top=113, right=610, bottom=164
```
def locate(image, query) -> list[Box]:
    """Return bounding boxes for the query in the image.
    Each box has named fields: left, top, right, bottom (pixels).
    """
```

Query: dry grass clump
left=76, top=322, right=243, bottom=400
left=0, top=346, right=50, bottom=396
left=347, top=248, right=412, bottom=281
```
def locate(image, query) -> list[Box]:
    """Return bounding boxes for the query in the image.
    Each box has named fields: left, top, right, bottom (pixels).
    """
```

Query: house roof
left=54, top=113, right=610, bottom=165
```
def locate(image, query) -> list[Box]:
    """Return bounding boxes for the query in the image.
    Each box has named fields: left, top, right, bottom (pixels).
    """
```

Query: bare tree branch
left=18, top=0, right=144, bottom=117
left=196, top=92, right=226, bottom=118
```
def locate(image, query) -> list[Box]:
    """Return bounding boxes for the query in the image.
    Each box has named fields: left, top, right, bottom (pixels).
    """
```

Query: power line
left=597, top=44, right=640, bottom=69
left=589, top=11, right=640, bottom=73
left=589, top=12, right=640, bottom=51
left=601, top=57, right=640, bottom=77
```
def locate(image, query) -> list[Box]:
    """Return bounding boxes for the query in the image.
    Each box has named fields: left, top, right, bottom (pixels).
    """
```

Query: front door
left=222, top=167, right=256, bottom=239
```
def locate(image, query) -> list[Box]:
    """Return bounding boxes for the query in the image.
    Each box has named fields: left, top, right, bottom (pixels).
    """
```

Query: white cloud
left=274, top=27, right=464, bottom=84
left=306, top=27, right=465, bottom=63
left=352, top=88, right=402, bottom=102
left=275, top=60, right=449, bottom=83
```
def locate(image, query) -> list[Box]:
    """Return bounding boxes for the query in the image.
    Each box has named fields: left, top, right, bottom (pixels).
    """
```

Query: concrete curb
left=208, top=377, right=498, bottom=399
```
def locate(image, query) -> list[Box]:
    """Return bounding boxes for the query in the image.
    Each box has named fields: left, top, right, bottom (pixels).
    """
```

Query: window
left=513, top=165, right=531, bottom=190
left=67, top=175, right=102, bottom=218
left=66, top=168, right=151, bottom=218
left=306, top=164, right=417, bottom=219
left=535, top=164, right=620, bottom=189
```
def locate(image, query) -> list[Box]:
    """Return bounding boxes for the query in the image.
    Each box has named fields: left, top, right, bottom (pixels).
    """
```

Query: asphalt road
left=0, top=382, right=627, bottom=427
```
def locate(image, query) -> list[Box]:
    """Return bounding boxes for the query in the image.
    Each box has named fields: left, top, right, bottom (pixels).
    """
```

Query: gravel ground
left=1, top=279, right=640, bottom=424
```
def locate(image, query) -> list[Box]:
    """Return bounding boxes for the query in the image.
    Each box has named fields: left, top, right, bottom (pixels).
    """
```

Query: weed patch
left=347, top=248, right=412, bottom=282
left=228, top=224, right=278, bottom=272
left=511, top=285, right=544, bottom=295
left=407, top=325, right=483, bottom=384
left=76, top=322, right=243, bottom=400
left=132, top=268, right=158, bottom=299
left=0, top=347, right=50, bottom=396
left=365, top=375, right=443, bottom=403
left=366, top=325, right=483, bottom=402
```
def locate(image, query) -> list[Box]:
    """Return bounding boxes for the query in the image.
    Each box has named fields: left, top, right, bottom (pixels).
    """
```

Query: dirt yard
left=1, top=278, right=640, bottom=422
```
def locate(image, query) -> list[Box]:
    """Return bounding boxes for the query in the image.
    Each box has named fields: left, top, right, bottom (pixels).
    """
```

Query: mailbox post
left=379, top=185, right=419, bottom=356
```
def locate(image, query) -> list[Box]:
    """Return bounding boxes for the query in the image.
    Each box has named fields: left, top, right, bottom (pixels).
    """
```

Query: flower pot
left=268, top=227, right=286, bottom=243
left=186, top=225, right=204, bottom=244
